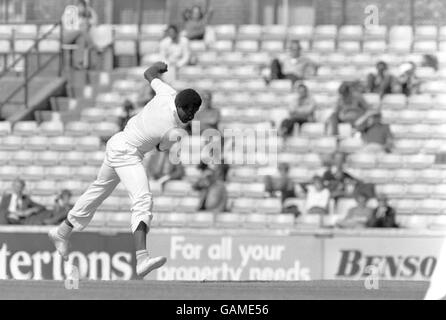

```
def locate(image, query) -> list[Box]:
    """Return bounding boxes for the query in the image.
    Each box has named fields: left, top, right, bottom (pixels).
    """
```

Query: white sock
left=57, top=221, right=73, bottom=240
left=136, top=250, right=149, bottom=264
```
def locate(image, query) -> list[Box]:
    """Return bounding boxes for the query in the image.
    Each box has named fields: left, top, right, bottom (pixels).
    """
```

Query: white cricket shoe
left=136, top=256, right=167, bottom=278
left=48, top=227, right=70, bottom=261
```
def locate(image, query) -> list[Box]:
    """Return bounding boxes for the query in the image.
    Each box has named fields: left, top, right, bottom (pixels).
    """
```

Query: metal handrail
left=0, top=21, right=60, bottom=78
left=0, top=20, right=63, bottom=111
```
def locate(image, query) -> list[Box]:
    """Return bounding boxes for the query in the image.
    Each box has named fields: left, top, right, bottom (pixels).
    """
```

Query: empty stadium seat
left=406, top=184, right=433, bottom=199
left=285, top=137, right=310, bottom=153
left=210, top=40, right=233, bottom=52
left=24, top=136, right=49, bottom=151
left=313, top=25, right=337, bottom=40
left=0, top=135, right=23, bottom=150
left=215, top=213, right=243, bottom=228
left=153, top=196, right=180, bottom=213
left=363, top=40, right=387, bottom=53
left=188, top=212, right=215, bottom=228
left=287, top=25, right=313, bottom=41
left=347, top=153, right=377, bottom=169
left=232, top=198, right=255, bottom=213
left=65, top=121, right=92, bottom=136
left=91, top=122, right=120, bottom=137
left=413, top=40, right=437, bottom=53
left=11, top=150, right=34, bottom=166
left=140, top=24, right=165, bottom=40
left=85, top=151, right=104, bottom=166
left=48, top=136, right=74, bottom=151
left=159, top=212, right=189, bottom=227
left=35, top=151, right=59, bottom=166
left=237, top=24, right=262, bottom=40
left=338, top=41, right=361, bottom=53
left=21, top=165, right=45, bottom=181
left=338, top=25, right=363, bottom=40
left=213, top=25, right=237, bottom=40
left=45, top=165, right=72, bottom=180
left=0, top=25, right=14, bottom=39
left=13, top=121, right=38, bottom=136
left=75, top=136, right=101, bottom=151
left=243, top=213, right=268, bottom=228
left=178, top=197, right=201, bottom=213
left=163, top=180, right=193, bottom=197
left=260, top=40, right=284, bottom=53
left=0, top=121, right=11, bottom=136
left=39, top=121, right=64, bottom=136
left=363, top=25, right=387, bottom=40
left=312, top=40, right=335, bottom=52
left=235, top=40, right=259, bottom=52
left=77, top=166, right=97, bottom=181
left=375, top=184, right=406, bottom=198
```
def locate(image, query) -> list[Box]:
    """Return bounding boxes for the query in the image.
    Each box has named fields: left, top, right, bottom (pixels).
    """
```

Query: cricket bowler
left=49, top=61, right=202, bottom=277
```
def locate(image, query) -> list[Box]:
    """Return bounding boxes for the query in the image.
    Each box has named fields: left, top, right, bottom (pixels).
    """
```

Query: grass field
left=0, top=280, right=429, bottom=300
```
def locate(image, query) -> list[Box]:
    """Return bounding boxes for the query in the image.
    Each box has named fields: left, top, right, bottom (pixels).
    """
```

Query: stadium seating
left=1, top=22, right=446, bottom=231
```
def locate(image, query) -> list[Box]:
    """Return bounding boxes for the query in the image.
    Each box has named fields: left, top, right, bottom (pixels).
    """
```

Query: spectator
left=327, top=81, right=370, bottom=135
left=337, top=193, right=374, bottom=228
left=146, top=151, right=185, bottom=190
left=421, top=54, right=439, bottom=72
left=366, top=61, right=394, bottom=97
left=186, top=90, right=220, bottom=134
left=42, top=190, right=74, bottom=225
left=182, top=0, right=215, bottom=45
left=301, top=176, right=331, bottom=215
left=355, top=110, right=393, bottom=153
left=159, top=25, right=191, bottom=83
left=279, top=83, right=316, bottom=138
left=193, top=166, right=227, bottom=213
left=396, top=62, right=420, bottom=96
left=264, top=40, right=317, bottom=84
left=0, top=178, right=45, bottom=225
left=323, top=164, right=356, bottom=200
left=118, top=100, right=136, bottom=131
left=264, top=163, right=296, bottom=207
left=366, top=195, right=398, bottom=228
left=61, top=0, right=98, bottom=69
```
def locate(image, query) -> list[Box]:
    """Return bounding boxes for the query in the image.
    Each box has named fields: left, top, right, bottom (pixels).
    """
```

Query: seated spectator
left=264, top=163, right=296, bottom=210
left=327, top=81, right=370, bottom=135
left=186, top=90, right=220, bottom=134
left=146, top=151, right=185, bottom=190
left=160, top=25, right=191, bottom=82
left=264, top=40, right=317, bottom=84
left=42, top=190, right=74, bottom=225
left=421, top=54, right=439, bottom=72
left=366, top=61, right=394, bottom=97
left=0, top=178, right=45, bottom=225
left=301, top=176, right=331, bottom=215
left=193, top=166, right=227, bottom=213
left=337, top=193, right=374, bottom=228
left=182, top=0, right=215, bottom=45
left=395, top=62, right=420, bottom=96
left=61, top=0, right=98, bottom=69
left=355, top=110, right=393, bottom=153
left=118, top=100, right=136, bottom=131
left=366, top=195, right=398, bottom=228
left=279, top=83, right=316, bottom=138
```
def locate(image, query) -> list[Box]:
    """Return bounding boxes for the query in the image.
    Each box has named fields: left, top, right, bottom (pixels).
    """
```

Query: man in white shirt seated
left=49, top=62, right=202, bottom=278
left=301, top=175, right=331, bottom=215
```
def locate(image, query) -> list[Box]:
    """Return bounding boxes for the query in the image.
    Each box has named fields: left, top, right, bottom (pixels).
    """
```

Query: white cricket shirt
left=122, top=79, right=183, bottom=154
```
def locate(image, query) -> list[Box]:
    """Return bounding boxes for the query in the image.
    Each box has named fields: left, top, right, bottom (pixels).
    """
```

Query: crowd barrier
left=0, top=226, right=444, bottom=281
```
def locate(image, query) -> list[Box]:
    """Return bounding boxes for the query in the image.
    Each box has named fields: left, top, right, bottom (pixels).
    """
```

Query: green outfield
left=0, top=280, right=429, bottom=300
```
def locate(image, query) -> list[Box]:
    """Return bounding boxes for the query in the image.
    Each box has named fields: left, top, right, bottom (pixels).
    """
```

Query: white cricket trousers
left=67, top=132, right=153, bottom=233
